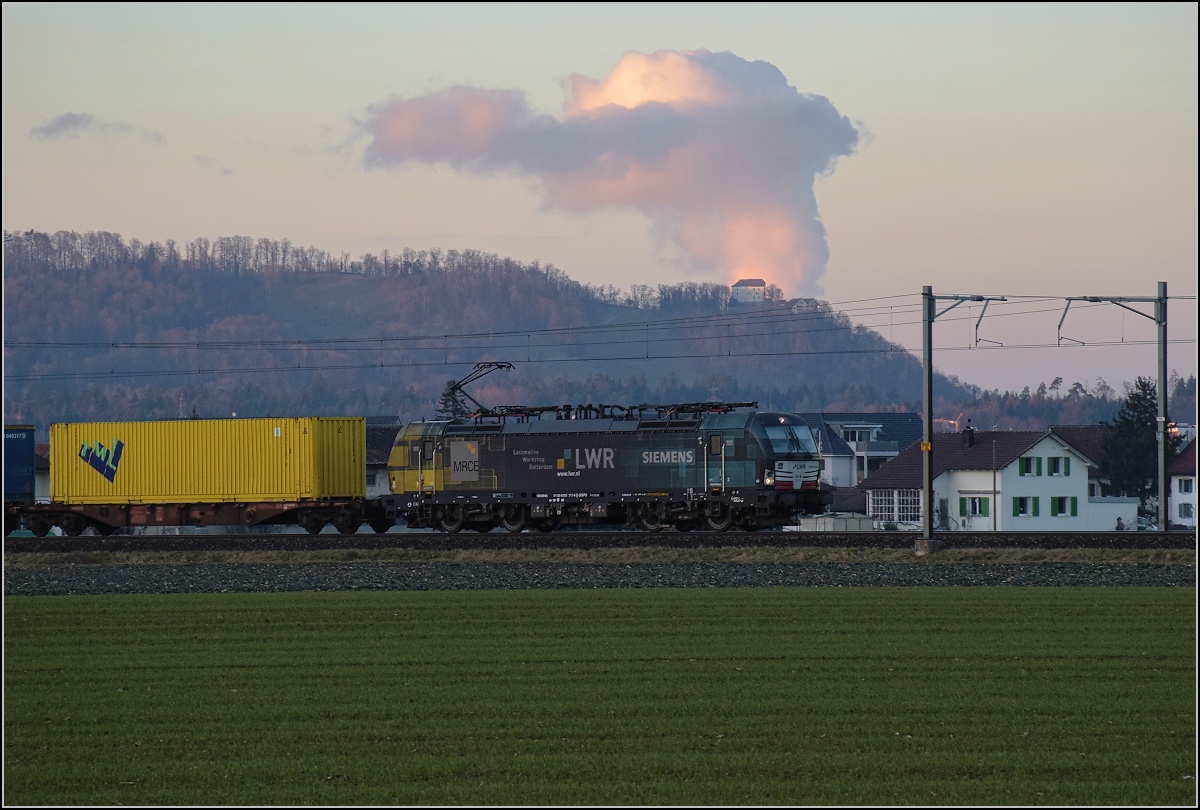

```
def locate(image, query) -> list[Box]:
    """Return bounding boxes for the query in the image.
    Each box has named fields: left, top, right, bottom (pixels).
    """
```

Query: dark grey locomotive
left=385, top=403, right=829, bottom=532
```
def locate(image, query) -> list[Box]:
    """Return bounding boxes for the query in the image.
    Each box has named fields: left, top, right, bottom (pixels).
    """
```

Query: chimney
left=962, top=419, right=975, bottom=448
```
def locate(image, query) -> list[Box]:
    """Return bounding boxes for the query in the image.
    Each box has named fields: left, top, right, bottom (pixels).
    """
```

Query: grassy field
left=4, top=587, right=1195, bottom=805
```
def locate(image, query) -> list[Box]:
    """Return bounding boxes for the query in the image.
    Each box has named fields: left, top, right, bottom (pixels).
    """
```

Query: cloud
left=360, top=49, right=859, bottom=296
left=30, top=111, right=164, bottom=145
left=194, top=155, right=233, bottom=175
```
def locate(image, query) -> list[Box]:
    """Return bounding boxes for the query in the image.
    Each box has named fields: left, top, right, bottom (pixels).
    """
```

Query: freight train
left=4, top=402, right=829, bottom=537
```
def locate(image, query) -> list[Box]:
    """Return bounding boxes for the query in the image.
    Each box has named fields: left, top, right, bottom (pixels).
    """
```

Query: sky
left=3, top=3, right=1196, bottom=399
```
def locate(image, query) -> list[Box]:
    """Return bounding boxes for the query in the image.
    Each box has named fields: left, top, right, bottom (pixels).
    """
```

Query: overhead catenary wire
left=7, top=338, right=1190, bottom=384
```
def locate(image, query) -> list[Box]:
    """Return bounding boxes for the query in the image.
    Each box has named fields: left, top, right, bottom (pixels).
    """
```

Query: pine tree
left=434, top=380, right=469, bottom=419
left=1102, top=377, right=1177, bottom=503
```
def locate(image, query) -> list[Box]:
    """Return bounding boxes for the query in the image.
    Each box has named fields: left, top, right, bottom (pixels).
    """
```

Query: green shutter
left=1013, top=497, right=1020, bottom=517
left=981, top=498, right=989, bottom=518
left=1070, top=496, right=1077, bottom=517
left=1018, top=458, right=1026, bottom=477
left=1050, top=498, right=1058, bottom=517
left=1036, top=457, right=1042, bottom=476
left=1064, top=457, right=1070, bottom=476
left=1032, top=497, right=1039, bottom=517
left=959, top=497, right=967, bottom=517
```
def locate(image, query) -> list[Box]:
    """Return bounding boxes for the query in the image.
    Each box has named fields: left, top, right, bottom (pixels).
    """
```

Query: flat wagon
left=14, top=417, right=386, bottom=536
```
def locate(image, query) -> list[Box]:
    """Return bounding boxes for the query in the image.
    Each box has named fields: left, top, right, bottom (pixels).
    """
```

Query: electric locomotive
left=383, top=402, right=829, bottom=532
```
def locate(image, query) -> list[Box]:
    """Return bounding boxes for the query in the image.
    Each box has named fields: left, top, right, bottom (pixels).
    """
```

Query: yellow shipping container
left=51, top=417, right=365, bottom=504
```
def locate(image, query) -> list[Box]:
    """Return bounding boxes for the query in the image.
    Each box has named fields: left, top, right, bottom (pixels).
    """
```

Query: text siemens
left=642, top=450, right=695, bottom=464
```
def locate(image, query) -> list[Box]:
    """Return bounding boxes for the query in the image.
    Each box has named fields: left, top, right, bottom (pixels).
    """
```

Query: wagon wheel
left=435, top=505, right=466, bottom=534
left=59, top=515, right=86, bottom=537
left=499, top=505, right=527, bottom=534
left=93, top=523, right=118, bottom=537
left=25, top=516, right=53, bottom=538
left=704, top=507, right=733, bottom=532
left=298, top=513, right=326, bottom=535
left=368, top=519, right=394, bottom=534
left=332, top=512, right=362, bottom=535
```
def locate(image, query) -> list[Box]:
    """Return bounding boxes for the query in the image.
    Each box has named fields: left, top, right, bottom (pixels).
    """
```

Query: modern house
left=859, top=426, right=1138, bottom=531
left=1168, top=437, right=1196, bottom=529
left=797, top=412, right=922, bottom=486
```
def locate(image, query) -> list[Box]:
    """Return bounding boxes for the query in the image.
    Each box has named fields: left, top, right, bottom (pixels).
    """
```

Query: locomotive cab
left=746, top=413, right=828, bottom=514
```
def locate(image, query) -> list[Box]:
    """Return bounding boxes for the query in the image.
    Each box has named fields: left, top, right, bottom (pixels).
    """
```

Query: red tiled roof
left=1049, top=424, right=1112, bottom=479
left=859, top=431, right=1045, bottom=490
left=1168, top=438, right=1196, bottom=476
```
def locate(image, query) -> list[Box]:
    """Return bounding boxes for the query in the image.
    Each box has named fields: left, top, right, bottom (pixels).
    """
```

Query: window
left=1013, top=496, right=1040, bottom=517
left=841, top=429, right=871, bottom=443
left=1046, top=456, right=1071, bottom=477
left=1180, top=478, right=1194, bottom=494
left=709, top=434, right=723, bottom=456
left=1049, top=496, right=1078, bottom=517
left=897, top=490, right=921, bottom=522
left=870, top=490, right=895, bottom=521
left=959, top=496, right=989, bottom=517
left=366, top=473, right=377, bottom=487
left=1018, top=457, right=1042, bottom=476
left=1181, top=503, right=1194, bottom=519
left=764, top=425, right=817, bottom=454
left=872, top=489, right=921, bottom=522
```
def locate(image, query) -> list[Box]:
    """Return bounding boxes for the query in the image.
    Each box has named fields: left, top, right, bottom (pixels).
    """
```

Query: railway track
left=5, top=530, right=1195, bottom=554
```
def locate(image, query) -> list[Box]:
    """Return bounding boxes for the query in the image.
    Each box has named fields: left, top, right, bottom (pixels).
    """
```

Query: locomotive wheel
left=499, top=506, right=527, bottom=534
left=635, top=504, right=666, bottom=532
left=534, top=514, right=560, bottom=533
left=368, top=519, right=394, bottom=534
left=704, top=508, right=733, bottom=532
left=436, top=506, right=465, bottom=534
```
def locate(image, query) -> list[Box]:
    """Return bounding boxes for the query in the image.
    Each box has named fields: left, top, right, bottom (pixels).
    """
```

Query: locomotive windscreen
left=762, top=424, right=817, bottom=455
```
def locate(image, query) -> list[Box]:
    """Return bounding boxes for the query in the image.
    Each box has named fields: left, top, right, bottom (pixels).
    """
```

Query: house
left=1043, top=424, right=1115, bottom=497
left=730, top=278, right=766, bottom=303
left=365, top=420, right=403, bottom=501
left=1168, top=438, right=1196, bottom=529
left=796, top=418, right=856, bottom=488
left=859, top=426, right=1138, bottom=531
left=797, top=412, right=922, bottom=486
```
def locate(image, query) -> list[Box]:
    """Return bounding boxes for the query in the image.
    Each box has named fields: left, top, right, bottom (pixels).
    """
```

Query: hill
left=4, top=229, right=1188, bottom=436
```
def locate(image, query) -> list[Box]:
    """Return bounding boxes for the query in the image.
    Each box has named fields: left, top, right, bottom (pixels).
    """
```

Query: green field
left=4, top=587, right=1196, bottom=805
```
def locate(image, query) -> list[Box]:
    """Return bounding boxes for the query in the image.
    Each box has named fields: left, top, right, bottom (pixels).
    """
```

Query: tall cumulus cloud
left=361, top=50, right=859, bottom=295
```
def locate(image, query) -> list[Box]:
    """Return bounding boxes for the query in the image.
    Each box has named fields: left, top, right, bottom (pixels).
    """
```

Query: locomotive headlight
left=763, top=470, right=775, bottom=486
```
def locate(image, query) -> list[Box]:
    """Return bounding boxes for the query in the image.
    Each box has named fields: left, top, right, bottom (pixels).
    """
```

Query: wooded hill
left=4, top=229, right=1192, bottom=437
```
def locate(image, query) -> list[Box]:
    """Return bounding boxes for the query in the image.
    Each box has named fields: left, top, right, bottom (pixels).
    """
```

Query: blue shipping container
left=5, top=425, right=36, bottom=504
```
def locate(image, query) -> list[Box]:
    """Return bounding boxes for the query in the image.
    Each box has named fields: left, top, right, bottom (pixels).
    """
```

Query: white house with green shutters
left=859, top=427, right=1138, bottom=531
